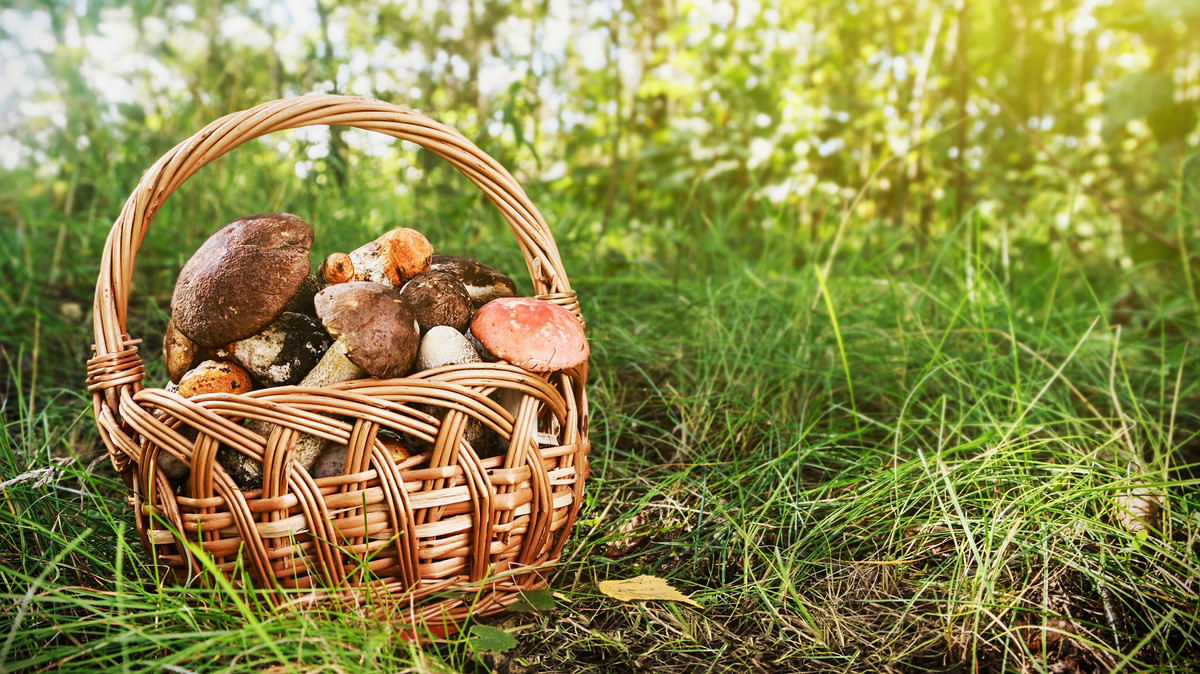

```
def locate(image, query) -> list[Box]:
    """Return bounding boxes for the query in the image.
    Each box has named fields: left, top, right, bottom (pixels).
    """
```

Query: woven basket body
left=87, top=95, right=589, bottom=628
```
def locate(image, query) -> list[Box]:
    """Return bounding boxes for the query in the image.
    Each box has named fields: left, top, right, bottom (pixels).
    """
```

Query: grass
left=1, top=141, right=1199, bottom=672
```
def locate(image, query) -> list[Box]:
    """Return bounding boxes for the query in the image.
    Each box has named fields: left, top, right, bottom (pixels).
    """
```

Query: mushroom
left=470, top=298, right=588, bottom=456
left=282, top=253, right=355, bottom=317
left=317, top=252, right=355, bottom=286
left=232, top=282, right=421, bottom=485
left=414, top=326, right=494, bottom=455
left=399, top=271, right=473, bottom=333
left=171, top=213, right=314, bottom=347
left=158, top=361, right=254, bottom=480
left=348, top=227, right=432, bottom=288
left=469, top=297, right=589, bottom=373
left=464, top=329, right=499, bottom=362
left=429, top=254, right=517, bottom=311
left=163, top=317, right=202, bottom=384
left=301, top=281, right=420, bottom=386
left=230, top=312, right=332, bottom=388
left=282, top=274, right=322, bottom=318
left=312, top=435, right=413, bottom=480
left=416, top=325, right=481, bottom=371
left=177, top=360, right=254, bottom=398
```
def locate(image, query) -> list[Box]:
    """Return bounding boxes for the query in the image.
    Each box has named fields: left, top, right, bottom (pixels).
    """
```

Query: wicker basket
left=86, top=95, right=590, bottom=631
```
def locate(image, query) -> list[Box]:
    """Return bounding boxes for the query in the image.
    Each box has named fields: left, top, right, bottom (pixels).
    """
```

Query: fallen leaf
left=504, top=588, right=556, bottom=613
left=467, top=624, right=518, bottom=652
left=604, top=512, right=649, bottom=557
left=1114, top=485, right=1162, bottom=534
left=597, top=574, right=701, bottom=608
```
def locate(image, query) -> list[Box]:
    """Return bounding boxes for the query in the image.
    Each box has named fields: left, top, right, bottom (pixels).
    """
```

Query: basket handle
left=88, top=95, right=579, bottom=463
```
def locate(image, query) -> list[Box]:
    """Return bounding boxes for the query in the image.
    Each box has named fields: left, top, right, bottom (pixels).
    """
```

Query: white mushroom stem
left=299, top=338, right=364, bottom=387
left=496, top=389, right=528, bottom=454
left=496, top=390, right=560, bottom=450
left=415, top=327, right=490, bottom=451
left=348, top=239, right=395, bottom=287
left=240, top=339, right=366, bottom=479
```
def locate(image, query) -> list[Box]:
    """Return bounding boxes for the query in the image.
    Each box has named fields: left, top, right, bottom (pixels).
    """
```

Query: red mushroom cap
left=469, top=297, right=588, bottom=372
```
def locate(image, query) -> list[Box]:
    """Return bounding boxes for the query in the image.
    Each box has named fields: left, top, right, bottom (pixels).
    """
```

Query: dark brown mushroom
left=399, top=271, right=474, bottom=333
left=282, top=274, right=322, bottom=318
left=171, top=213, right=314, bottom=347
left=241, top=282, right=420, bottom=475
left=304, top=281, right=421, bottom=385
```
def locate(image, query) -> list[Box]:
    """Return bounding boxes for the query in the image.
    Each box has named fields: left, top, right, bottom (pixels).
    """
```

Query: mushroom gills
left=429, top=254, right=517, bottom=311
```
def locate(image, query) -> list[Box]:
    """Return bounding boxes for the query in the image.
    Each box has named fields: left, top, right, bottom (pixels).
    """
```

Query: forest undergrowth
left=2, top=151, right=1198, bottom=672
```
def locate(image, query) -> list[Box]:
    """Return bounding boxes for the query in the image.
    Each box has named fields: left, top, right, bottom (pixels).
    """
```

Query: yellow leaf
left=597, top=575, right=702, bottom=609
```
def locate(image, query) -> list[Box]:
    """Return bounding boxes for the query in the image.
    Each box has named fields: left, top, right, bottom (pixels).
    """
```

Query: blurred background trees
left=1, top=0, right=1197, bottom=278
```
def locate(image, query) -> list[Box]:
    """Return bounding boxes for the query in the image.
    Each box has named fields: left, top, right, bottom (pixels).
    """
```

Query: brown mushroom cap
left=399, top=271, right=473, bottom=333
left=469, top=297, right=588, bottom=372
left=429, top=254, right=517, bottom=311
left=314, top=282, right=419, bottom=378
left=171, top=213, right=314, bottom=347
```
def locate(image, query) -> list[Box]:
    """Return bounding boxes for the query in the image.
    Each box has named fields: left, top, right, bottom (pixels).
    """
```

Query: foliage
left=1, top=0, right=1198, bottom=672
left=2, top=0, right=1198, bottom=270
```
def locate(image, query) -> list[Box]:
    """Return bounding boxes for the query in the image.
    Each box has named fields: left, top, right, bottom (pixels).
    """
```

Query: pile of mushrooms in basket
left=160, top=212, right=588, bottom=489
